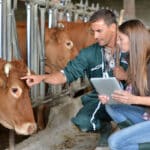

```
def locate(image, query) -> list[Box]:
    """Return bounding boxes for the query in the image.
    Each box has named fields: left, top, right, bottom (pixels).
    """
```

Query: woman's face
left=117, top=31, right=130, bottom=52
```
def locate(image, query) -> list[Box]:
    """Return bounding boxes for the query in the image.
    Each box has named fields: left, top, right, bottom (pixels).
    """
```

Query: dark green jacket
left=64, top=43, right=128, bottom=84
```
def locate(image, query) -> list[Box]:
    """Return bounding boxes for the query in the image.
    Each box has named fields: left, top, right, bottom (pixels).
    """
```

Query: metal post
left=26, top=2, right=31, bottom=68
left=11, top=11, right=21, bottom=59
left=13, top=0, right=18, bottom=10
left=39, top=6, right=46, bottom=99
left=53, top=8, right=58, bottom=27
left=9, top=130, right=15, bottom=150
left=66, top=11, right=71, bottom=22
left=33, top=4, right=39, bottom=98
left=0, top=0, right=3, bottom=58
left=2, top=0, right=7, bottom=60
left=6, top=0, right=12, bottom=61
left=48, top=8, right=52, bottom=28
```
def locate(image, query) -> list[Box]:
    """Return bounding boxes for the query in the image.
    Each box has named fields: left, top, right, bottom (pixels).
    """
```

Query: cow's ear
left=65, top=40, right=73, bottom=50
left=10, top=85, right=22, bottom=98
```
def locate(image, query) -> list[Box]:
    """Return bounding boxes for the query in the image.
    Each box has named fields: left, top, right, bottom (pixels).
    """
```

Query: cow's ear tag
left=57, top=22, right=65, bottom=29
left=10, top=86, right=22, bottom=98
left=4, top=63, right=12, bottom=77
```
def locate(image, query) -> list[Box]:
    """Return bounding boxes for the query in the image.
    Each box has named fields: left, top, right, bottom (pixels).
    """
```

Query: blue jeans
left=105, top=104, right=150, bottom=150
left=108, top=121, right=150, bottom=150
left=106, top=104, right=145, bottom=124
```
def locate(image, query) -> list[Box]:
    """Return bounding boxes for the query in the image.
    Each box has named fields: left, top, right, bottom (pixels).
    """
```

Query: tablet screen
left=90, top=77, right=122, bottom=104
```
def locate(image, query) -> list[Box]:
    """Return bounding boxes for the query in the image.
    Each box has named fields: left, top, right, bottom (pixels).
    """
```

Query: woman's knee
left=108, top=132, right=121, bottom=149
left=105, top=104, right=113, bottom=114
left=105, top=104, right=117, bottom=117
left=106, top=104, right=123, bottom=112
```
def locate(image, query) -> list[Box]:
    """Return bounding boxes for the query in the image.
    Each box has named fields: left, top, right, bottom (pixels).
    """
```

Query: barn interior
left=0, top=0, right=150, bottom=150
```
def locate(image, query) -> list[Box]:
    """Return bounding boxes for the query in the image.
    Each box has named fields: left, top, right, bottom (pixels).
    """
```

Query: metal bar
left=13, top=0, right=18, bottom=10
left=2, top=0, right=7, bottom=60
left=48, top=8, right=52, bottom=28
left=0, top=0, right=3, bottom=58
left=39, top=6, right=46, bottom=99
left=11, top=10, right=21, bottom=59
left=30, top=3, right=34, bottom=71
left=32, top=3, right=39, bottom=98
left=30, top=0, right=48, bottom=6
left=33, top=4, right=38, bottom=74
left=6, top=0, right=12, bottom=61
left=26, top=2, right=35, bottom=100
left=9, top=130, right=15, bottom=150
left=53, top=8, right=58, bottom=27
left=26, top=2, right=31, bottom=67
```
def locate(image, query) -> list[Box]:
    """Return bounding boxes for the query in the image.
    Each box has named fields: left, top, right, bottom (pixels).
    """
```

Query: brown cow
left=44, top=27, right=79, bottom=73
left=45, top=21, right=96, bottom=73
left=0, top=58, right=36, bottom=135
left=16, top=21, right=96, bottom=73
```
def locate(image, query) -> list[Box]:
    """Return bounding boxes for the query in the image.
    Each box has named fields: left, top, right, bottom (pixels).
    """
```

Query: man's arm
left=43, top=71, right=67, bottom=84
left=22, top=46, right=92, bottom=87
left=21, top=71, right=67, bottom=87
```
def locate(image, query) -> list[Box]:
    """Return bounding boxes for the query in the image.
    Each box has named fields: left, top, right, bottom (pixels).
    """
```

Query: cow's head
left=44, top=21, right=96, bottom=73
left=45, top=27, right=78, bottom=73
left=0, top=59, right=36, bottom=135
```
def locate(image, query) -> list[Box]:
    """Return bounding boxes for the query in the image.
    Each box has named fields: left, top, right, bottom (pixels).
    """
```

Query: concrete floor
left=14, top=96, right=110, bottom=150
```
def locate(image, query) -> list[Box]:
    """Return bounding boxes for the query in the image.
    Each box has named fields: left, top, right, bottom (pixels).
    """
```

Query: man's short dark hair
left=89, top=9, right=117, bottom=25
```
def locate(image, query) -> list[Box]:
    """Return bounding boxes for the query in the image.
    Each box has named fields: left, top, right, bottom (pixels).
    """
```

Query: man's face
left=91, top=19, right=116, bottom=47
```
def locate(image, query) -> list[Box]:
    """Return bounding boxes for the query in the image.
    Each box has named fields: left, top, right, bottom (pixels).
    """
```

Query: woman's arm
left=113, top=66, right=128, bottom=81
left=112, top=90, right=150, bottom=106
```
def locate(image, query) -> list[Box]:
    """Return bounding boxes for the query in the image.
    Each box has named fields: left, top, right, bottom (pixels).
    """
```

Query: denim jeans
left=108, top=121, right=150, bottom=150
left=105, top=104, right=150, bottom=150
left=106, top=104, right=146, bottom=124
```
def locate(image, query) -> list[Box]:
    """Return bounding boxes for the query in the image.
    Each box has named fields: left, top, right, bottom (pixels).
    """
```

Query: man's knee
left=71, top=113, right=101, bottom=132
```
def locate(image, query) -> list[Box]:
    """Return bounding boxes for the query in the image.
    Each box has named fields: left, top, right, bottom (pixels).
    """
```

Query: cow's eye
left=12, top=88, right=18, bottom=93
left=10, top=86, right=22, bottom=98
left=66, top=42, right=71, bottom=46
left=65, top=40, right=73, bottom=49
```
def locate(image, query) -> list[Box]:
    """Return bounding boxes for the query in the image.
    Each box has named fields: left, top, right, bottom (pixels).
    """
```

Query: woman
left=99, top=19, right=150, bottom=150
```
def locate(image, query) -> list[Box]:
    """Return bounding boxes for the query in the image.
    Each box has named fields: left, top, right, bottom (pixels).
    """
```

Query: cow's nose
left=27, top=123, right=37, bottom=134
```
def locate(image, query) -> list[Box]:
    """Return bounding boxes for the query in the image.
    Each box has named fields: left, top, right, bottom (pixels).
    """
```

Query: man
left=22, top=9, right=128, bottom=147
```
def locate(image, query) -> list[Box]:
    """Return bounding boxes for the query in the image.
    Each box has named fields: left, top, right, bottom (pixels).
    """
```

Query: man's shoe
left=97, top=122, right=112, bottom=147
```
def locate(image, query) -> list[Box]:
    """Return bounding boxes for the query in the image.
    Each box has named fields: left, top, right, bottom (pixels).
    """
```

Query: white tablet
left=90, top=77, right=122, bottom=104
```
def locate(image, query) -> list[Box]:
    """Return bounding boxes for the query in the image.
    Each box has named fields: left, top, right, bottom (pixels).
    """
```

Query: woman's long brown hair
left=119, top=19, right=150, bottom=96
